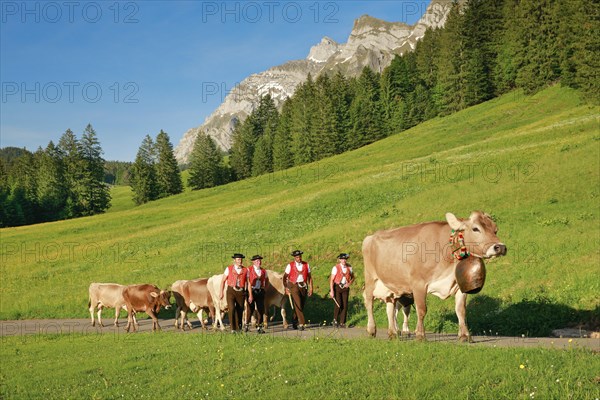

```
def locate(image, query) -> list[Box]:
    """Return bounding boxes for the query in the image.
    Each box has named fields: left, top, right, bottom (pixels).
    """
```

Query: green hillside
left=2, top=86, right=598, bottom=335
left=106, top=186, right=135, bottom=213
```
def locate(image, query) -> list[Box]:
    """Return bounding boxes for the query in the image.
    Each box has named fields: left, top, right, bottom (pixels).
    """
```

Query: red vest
left=227, top=265, right=247, bottom=288
left=288, top=262, right=309, bottom=283
left=248, top=267, right=267, bottom=288
left=333, top=264, right=352, bottom=284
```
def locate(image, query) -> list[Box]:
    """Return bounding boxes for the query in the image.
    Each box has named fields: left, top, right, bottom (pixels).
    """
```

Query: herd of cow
left=88, top=211, right=507, bottom=340
left=88, top=271, right=289, bottom=333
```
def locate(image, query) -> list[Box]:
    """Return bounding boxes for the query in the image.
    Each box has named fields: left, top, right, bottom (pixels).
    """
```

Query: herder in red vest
left=283, top=250, right=313, bottom=330
left=219, top=253, right=248, bottom=333
left=245, top=254, right=269, bottom=334
left=329, top=253, right=354, bottom=328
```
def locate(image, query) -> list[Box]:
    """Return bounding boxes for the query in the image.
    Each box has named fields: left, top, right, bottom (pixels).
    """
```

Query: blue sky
left=1, top=1, right=430, bottom=161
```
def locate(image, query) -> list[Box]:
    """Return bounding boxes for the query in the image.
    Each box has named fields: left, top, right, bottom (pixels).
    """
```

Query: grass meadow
left=1, top=85, right=599, bottom=337
left=1, top=85, right=599, bottom=400
left=1, top=333, right=599, bottom=399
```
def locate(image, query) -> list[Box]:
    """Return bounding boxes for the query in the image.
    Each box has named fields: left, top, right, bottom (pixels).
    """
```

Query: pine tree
left=493, top=0, right=523, bottom=94
left=57, top=128, right=84, bottom=218
left=5, top=186, right=27, bottom=226
left=330, top=72, right=353, bottom=152
left=461, top=0, right=504, bottom=106
left=435, top=2, right=466, bottom=115
left=35, top=141, right=67, bottom=222
left=79, top=124, right=111, bottom=215
left=515, top=0, right=561, bottom=94
left=251, top=135, right=272, bottom=176
left=230, top=95, right=279, bottom=179
left=130, top=135, right=158, bottom=205
left=253, top=97, right=279, bottom=175
left=348, top=67, right=384, bottom=149
left=8, top=152, right=38, bottom=225
left=229, top=120, right=255, bottom=180
left=0, top=159, right=9, bottom=226
left=555, top=0, right=579, bottom=88
left=272, top=98, right=294, bottom=171
left=380, top=55, right=417, bottom=134
left=415, top=27, right=441, bottom=90
left=290, top=74, right=318, bottom=165
left=414, top=27, right=441, bottom=119
left=253, top=95, right=279, bottom=139
left=155, top=130, right=183, bottom=197
left=312, top=74, right=339, bottom=160
left=188, top=132, right=224, bottom=189
left=572, top=0, right=600, bottom=103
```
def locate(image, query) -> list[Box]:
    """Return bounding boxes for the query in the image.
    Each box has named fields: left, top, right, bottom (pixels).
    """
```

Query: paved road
left=1, top=318, right=598, bottom=351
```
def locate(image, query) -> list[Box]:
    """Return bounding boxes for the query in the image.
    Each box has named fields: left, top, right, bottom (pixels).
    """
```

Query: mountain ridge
left=174, top=0, right=456, bottom=164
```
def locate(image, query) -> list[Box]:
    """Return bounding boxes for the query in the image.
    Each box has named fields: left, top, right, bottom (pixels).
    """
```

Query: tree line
left=129, top=130, right=184, bottom=204
left=184, top=0, right=598, bottom=187
left=105, top=161, right=132, bottom=186
left=3, top=0, right=597, bottom=219
left=0, top=124, right=111, bottom=227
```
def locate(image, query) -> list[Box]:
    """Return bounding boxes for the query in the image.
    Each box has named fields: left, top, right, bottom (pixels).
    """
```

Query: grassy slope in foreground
left=1, top=86, right=598, bottom=335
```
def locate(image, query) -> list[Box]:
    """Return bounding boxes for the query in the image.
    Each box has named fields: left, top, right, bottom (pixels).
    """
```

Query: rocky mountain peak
left=352, top=14, right=410, bottom=36
left=174, top=1, right=456, bottom=164
left=307, top=36, right=340, bottom=63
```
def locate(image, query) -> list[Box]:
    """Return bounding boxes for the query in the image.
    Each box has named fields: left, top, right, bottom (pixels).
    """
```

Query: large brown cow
left=248, top=270, right=288, bottom=329
left=88, top=283, right=129, bottom=327
left=363, top=211, right=507, bottom=341
left=180, top=278, right=215, bottom=330
left=122, top=284, right=172, bottom=332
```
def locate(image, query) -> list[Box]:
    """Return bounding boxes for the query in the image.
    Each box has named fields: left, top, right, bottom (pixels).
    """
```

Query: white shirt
left=249, top=266, right=265, bottom=290
left=331, top=265, right=352, bottom=285
left=284, top=262, right=311, bottom=283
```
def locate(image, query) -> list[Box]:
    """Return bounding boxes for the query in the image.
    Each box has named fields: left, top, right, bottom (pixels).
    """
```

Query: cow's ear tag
left=446, top=213, right=463, bottom=230
left=150, top=292, right=159, bottom=298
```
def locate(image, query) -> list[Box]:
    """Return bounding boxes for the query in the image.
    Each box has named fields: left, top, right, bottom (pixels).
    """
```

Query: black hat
left=338, top=253, right=350, bottom=259
left=232, top=253, right=245, bottom=259
left=291, top=250, right=303, bottom=257
left=251, top=255, right=263, bottom=261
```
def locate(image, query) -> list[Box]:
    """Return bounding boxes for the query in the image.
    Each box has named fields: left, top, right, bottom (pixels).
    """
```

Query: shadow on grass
left=154, top=293, right=361, bottom=329
left=280, top=292, right=366, bottom=327
left=447, top=295, right=600, bottom=337
left=156, top=293, right=599, bottom=337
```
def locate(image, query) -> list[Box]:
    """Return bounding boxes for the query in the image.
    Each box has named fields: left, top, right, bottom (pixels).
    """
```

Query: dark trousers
left=333, top=285, right=350, bottom=324
left=246, top=288, right=266, bottom=326
left=290, top=284, right=308, bottom=325
left=226, top=287, right=246, bottom=331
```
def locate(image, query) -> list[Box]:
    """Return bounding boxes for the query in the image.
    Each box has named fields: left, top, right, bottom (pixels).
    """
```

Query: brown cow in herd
left=179, top=278, right=215, bottom=330
left=363, top=211, right=507, bottom=341
left=122, top=284, right=172, bottom=332
left=260, top=270, right=288, bottom=329
left=171, top=280, right=192, bottom=330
